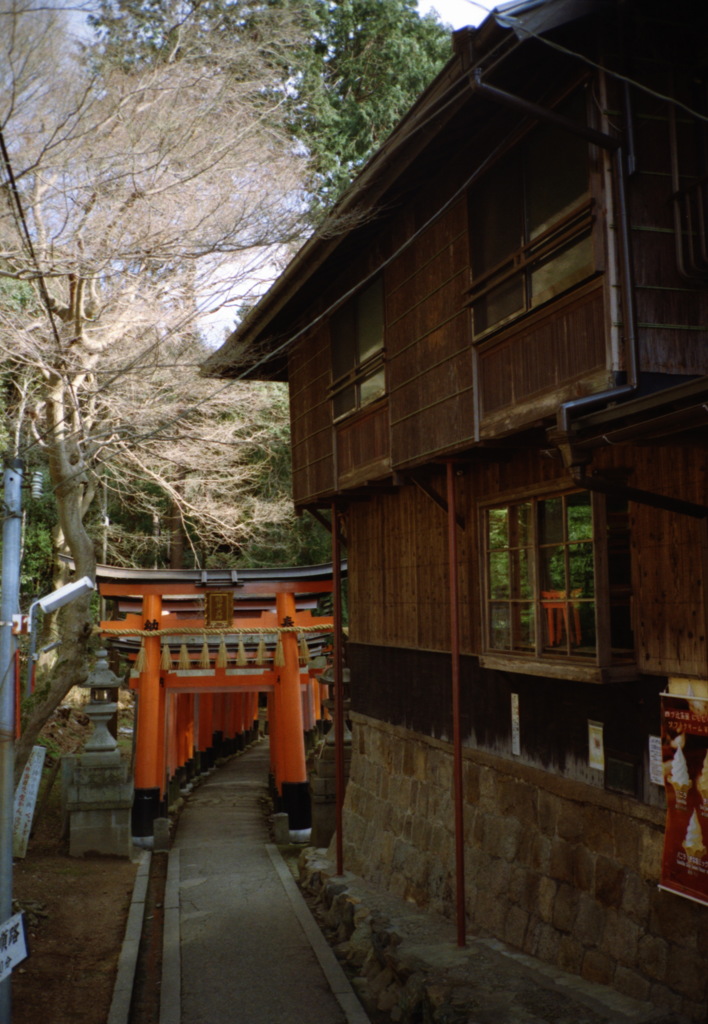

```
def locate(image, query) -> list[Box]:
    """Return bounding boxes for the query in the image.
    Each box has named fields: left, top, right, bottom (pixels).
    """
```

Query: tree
left=291, top=0, right=452, bottom=206
left=0, top=0, right=309, bottom=775
left=87, top=0, right=453, bottom=211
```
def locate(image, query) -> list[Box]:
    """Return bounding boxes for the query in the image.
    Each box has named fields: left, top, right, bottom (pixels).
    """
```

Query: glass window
left=484, top=491, right=632, bottom=662
left=330, top=277, right=385, bottom=420
left=485, top=500, right=534, bottom=654
left=469, top=89, right=594, bottom=337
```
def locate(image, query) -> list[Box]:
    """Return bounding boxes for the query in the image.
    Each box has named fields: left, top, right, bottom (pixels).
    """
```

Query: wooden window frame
left=479, top=488, right=636, bottom=682
left=468, top=89, right=598, bottom=340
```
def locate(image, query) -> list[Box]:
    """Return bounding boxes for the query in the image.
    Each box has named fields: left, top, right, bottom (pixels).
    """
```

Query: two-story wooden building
left=207, top=0, right=708, bottom=1016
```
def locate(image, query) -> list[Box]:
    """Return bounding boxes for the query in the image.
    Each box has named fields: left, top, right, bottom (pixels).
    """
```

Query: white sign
left=649, top=734, right=664, bottom=786
left=588, top=720, right=605, bottom=771
left=0, top=913, right=27, bottom=981
left=13, top=745, right=46, bottom=858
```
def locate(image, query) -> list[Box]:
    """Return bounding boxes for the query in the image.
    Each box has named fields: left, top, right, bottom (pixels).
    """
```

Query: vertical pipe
left=446, top=462, right=466, bottom=948
left=0, top=458, right=22, bottom=1024
left=332, top=502, right=345, bottom=876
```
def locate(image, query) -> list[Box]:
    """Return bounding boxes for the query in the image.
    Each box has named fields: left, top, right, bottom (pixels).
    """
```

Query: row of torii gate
left=97, top=561, right=345, bottom=839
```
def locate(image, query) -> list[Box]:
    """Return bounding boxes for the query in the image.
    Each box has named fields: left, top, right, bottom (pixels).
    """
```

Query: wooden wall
left=289, top=326, right=335, bottom=505
left=386, top=196, right=475, bottom=466
left=347, top=441, right=707, bottom=679
left=625, top=444, right=708, bottom=677
left=476, top=282, right=610, bottom=437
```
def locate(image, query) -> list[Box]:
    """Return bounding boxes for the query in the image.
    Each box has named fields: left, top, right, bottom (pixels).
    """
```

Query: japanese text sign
left=660, top=693, right=708, bottom=906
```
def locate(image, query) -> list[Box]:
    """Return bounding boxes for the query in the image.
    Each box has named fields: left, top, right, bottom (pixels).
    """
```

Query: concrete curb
left=160, top=848, right=181, bottom=1024
left=266, top=844, right=371, bottom=1024
left=108, top=849, right=151, bottom=1024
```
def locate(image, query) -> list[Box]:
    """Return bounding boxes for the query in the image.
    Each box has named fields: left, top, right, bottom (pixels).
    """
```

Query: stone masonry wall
left=339, top=713, right=708, bottom=1022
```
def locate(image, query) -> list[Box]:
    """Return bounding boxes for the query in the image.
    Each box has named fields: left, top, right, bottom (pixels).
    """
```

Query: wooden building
left=206, top=0, right=708, bottom=1016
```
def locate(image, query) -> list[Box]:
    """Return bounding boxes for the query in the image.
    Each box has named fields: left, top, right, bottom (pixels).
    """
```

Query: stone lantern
left=81, top=650, right=121, bottom=763
left=65, top=649, right=134, bottom=857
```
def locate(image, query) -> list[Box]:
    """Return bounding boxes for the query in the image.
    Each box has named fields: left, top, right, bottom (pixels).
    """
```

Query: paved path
left=160, top=741, right=367, bottom=1024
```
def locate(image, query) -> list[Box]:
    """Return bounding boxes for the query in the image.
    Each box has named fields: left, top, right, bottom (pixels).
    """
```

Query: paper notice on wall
left=588, top=721, right=604, bottom=771
left=659, top=693, right=708, bottom=906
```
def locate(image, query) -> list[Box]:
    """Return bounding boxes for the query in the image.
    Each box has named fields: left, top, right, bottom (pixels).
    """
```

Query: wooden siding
left=386, top=198, right=475, bottom=467
left=348, top=643, right=664, bottom=787
left=476, top=282, right=609, bottom=437
left=336, top=401, right=391, bottom=487
left=347, top=472, right=475, bottom=653
left=628, top=445, right=708, bottom=678
left=289, top=328, right=335, bottom=504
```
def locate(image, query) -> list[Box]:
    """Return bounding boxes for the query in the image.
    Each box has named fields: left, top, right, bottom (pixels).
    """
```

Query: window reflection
left=485, top=491, right=598, bottom=659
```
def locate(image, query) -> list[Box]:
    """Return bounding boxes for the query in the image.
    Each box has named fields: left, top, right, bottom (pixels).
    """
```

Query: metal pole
left=0, top=457, right=23, bottom=1023
left=331, top=502, right=345, bottom=876
left=446, top=462, right=466, bottom=948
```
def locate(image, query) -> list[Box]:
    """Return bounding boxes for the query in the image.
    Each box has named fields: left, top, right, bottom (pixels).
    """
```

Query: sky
left=422, top=0, right=495, bottom=29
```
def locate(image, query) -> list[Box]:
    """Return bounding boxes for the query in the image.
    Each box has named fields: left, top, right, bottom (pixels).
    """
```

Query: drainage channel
left=129, top=851, right=168, bottom=1024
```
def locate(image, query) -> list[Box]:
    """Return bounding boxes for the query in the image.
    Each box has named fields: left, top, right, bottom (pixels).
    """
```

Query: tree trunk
left=15, top=401, right=97, bottom=783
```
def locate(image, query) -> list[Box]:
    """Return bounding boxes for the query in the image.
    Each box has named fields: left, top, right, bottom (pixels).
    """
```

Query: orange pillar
left=268, top=691, right=280, bottom=786
left=275, top=592, right=309, bottom=832
left=185, top=693, right=195, bottom=774
left=235, top=692, right=246, bottom=748
left=213, top=693, right=226, bottom=758
left=250, top=691, right=259, bottom=735
left=176, top=693, right=192, bottom=770
left=198, top=692, right=215, bottom=770
left=133, top=593, right=163, bottom=837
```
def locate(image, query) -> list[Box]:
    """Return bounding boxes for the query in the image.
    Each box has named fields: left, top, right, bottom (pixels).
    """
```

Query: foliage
left=291, top=0, right=452, bottom=207
left=86, top=0, right=453, bottom=211
left=0, top=0, right=310, bottom=775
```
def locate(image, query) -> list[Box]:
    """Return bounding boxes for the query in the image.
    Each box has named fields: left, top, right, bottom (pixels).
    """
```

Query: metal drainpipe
left=558, top=80, right=640, bottom=440
left=331, top=502, right=345, bottom=876
left=446, top=462, right=466, bottom=947
left=558, top=140, right=639, bottom=440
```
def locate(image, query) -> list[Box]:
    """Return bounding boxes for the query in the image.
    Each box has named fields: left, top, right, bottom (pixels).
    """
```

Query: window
left=330, top=278, right=385, bottom=420
left=483, top=491, right=633, bottom=664
left=469, top=90, right=595, bottom=337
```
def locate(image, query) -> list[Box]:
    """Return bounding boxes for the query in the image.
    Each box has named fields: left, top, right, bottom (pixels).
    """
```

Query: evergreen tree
left=294, top=0, right=451, bottom=205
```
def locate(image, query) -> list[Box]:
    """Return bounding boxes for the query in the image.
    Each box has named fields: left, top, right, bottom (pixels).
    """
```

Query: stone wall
left=339, top=713, right=708, bottom=1022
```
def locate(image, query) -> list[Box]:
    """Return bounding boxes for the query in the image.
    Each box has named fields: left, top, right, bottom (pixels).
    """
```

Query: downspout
left=331, top=501, right=345, bottom=876
left=446, top=462, right=466, bottom=948
left=468, top=73, right=640, bottom=458
left=557, top=83, right=639, bottom=452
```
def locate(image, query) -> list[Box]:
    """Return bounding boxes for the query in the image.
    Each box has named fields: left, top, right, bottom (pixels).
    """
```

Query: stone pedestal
left=65, top=749, right=134, bottom=858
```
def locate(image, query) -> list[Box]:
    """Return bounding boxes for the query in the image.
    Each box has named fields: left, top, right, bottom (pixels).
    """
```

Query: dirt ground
left=11, top=705, right=140, bottom=1024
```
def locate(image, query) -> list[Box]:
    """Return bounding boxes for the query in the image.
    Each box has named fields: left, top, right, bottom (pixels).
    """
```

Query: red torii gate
left=97, top=564, right=336, bottom=840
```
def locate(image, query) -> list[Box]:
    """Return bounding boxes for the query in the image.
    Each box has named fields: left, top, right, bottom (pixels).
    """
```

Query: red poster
left=660, top=693, right=708, bottom=906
